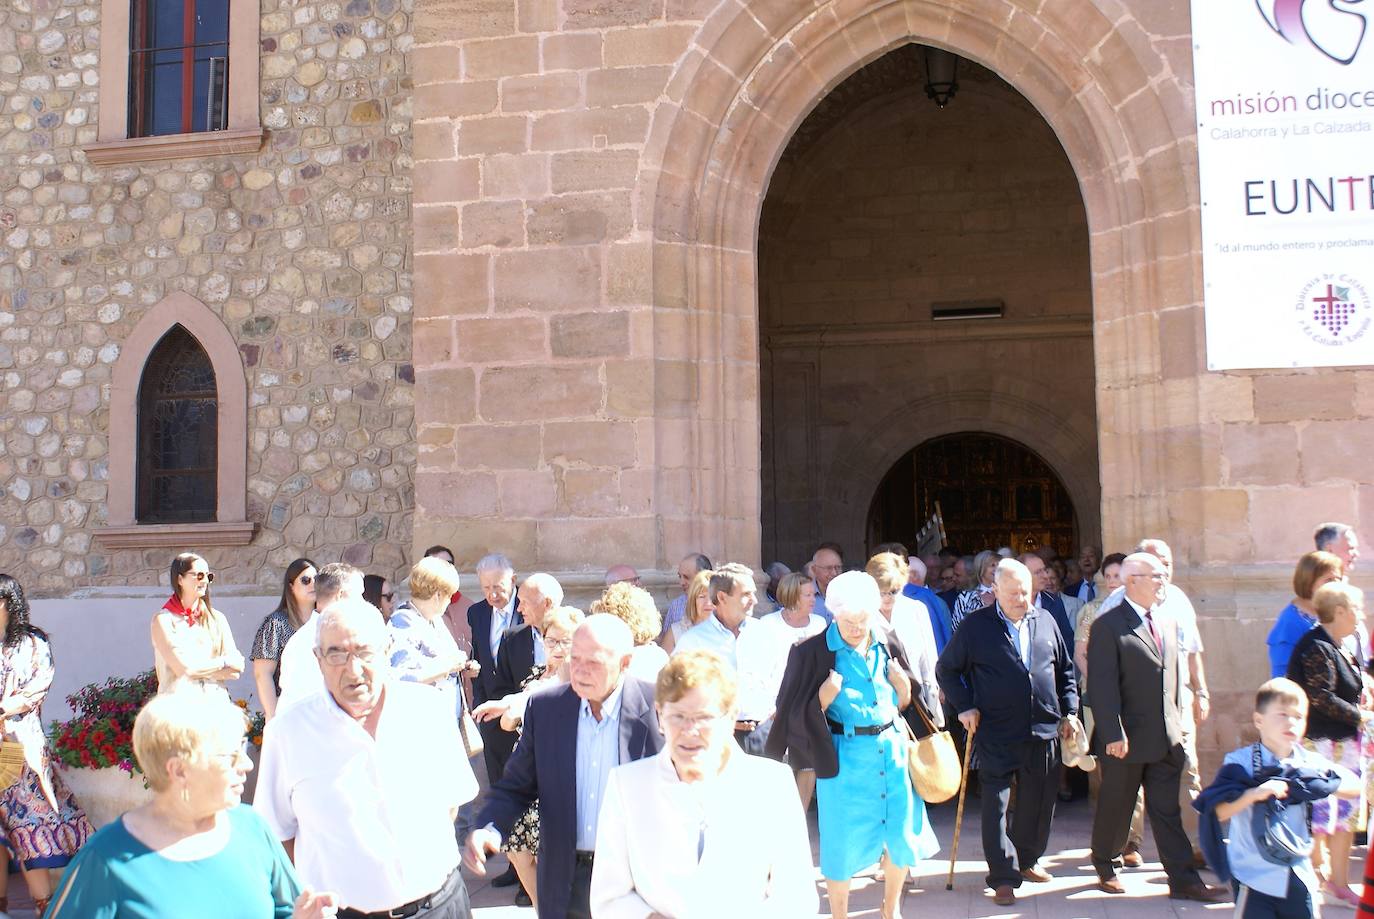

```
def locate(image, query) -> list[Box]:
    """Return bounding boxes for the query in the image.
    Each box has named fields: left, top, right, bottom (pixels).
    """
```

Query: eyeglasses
left=206, top=748, right=250, bottom=767
left=814, top=565, right=843, bottom=574
left=188, top=571, right=214, bottom=583
left=544, top=638, right=574, bottom=652
left=318, top=647, right=380, bottom=666
left=297, top=574, right=314, bottom=586
left=663, top=711, right=726, bottom=731
left=881, top=589, right=900, bottom=598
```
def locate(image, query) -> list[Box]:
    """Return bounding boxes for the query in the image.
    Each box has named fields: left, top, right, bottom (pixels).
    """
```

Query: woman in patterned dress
left=473, top=605, right=584, bottom=912
left=0, top=574, right=95, bottom=916
left=251, top=558, right=317, bottom=721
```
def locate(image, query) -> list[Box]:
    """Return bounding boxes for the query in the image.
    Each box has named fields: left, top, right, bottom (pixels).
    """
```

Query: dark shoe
left=514, top=887, right=532, bottom=907
left=1169, top=882, right=1230, bottom=903
left=491, top=865, right=520, bottom=888
left=1097, top=877, right=1126, bottom=895
left=1189, top=847, right=1208, bottom=870
left=1122, top=845, right=1143, bottom=868
left=993, top=885, right=1016, bottom=906
left=1021, top=865, right=1053, bottom=883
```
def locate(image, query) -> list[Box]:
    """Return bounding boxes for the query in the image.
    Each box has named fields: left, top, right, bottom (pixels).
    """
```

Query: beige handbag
left=0, top=740, right=25, bottom=790
left=900, top=702, right=962, bottom=804
left=457, top=695, right=484, bottom=759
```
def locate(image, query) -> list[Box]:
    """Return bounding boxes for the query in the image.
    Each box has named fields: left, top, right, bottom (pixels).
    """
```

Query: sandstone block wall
left=0, top=0, right=417, bottom=593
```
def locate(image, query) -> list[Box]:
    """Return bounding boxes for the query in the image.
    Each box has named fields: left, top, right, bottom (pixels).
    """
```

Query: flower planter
left=59, top=765, right=154, bottom=829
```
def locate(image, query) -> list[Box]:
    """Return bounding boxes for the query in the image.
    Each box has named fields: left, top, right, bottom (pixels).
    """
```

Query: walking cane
left=945, top=724, right=976, bottom=890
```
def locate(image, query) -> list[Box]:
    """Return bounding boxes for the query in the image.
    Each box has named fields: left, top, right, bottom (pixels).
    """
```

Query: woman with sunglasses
left=251, top=559, right=318, bottom=721
left=362, top=574, right=397, bottom=622
left=151, top=553, right=244, bottom=695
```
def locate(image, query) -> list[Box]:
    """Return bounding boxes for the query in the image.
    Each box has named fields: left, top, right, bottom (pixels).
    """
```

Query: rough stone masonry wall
left=0, top=0, right=417, bottom=593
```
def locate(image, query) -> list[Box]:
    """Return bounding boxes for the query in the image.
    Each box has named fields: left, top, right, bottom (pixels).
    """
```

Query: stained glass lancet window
left=136, top=325, right=218, bottom=523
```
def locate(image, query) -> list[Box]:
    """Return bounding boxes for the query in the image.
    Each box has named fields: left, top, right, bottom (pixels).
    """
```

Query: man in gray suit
left=1086, top=553, right=1226, bottom=902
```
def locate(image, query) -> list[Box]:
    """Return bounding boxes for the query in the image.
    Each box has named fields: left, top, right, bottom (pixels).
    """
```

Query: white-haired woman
left=46, top=687, right=337, bottom=918
left=591, top=651, right=816, bottom=917
left=766, top=571, right=938, bottom=919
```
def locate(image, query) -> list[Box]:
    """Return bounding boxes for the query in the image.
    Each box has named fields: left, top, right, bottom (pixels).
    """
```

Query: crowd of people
left=0, top=519, right=1366, bottom=917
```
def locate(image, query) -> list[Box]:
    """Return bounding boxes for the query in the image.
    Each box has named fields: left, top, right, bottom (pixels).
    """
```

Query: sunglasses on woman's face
left=189, top=571, right=214, bottom=583
left=297, top=575, right=314, bottom=586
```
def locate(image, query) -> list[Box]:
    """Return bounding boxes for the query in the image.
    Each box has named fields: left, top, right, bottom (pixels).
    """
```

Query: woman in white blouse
left=590, top=650, right=817, bottom=919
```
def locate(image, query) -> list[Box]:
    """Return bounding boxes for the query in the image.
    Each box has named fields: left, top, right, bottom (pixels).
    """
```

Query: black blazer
left=935, top=603, right=1077, bottom=751
left=1086, top=597, right=1184, bottom=762
left=493, top=623, right=538, bottom=700
left=765, top=627, right=919, bottom=779
left=1287, top=625, right=1362, bottom=741
left=478, top=679, right=661, bottom=919
left=467, top=600, right=523, bottom=705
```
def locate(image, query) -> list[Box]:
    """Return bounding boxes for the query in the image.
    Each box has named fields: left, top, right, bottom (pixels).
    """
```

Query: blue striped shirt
left=575, top=680, right=624, bottom=851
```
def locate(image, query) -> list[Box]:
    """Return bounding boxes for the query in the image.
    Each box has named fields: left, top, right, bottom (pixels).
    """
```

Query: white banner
left=1192, top=0, right=1374, bottom=370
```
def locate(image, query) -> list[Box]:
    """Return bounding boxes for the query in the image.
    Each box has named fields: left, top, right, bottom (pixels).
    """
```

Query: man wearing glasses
left=257, top=598, right=479, bottom=918
left=809, top=544, right=846, bottom=622
left=1086, top=553, right=1225, bottom=903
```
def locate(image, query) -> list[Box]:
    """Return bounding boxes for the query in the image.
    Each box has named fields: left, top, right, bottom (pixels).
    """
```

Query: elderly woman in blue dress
left=768, top=571, right=939, bottom=919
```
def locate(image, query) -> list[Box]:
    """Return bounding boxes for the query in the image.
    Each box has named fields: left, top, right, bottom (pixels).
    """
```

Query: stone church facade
left=3, top=0, right=1373, bottom=758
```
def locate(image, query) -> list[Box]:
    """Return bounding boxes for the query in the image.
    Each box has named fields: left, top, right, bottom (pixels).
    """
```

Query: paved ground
left=465, top=790, right=1364, bottom=918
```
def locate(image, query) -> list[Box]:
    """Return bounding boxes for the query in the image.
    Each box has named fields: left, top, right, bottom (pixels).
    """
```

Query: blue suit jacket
left=477, top=678, right=661, bottom=918
left=1038, top=590, right=1075, bottom=646
left=466, top=599, right=523, bottom=704
left=936, top=603, right=1078, bottom=758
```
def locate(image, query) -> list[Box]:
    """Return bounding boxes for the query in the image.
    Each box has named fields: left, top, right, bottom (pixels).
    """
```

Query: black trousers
left=1090, top=744, right=1201, bottom=887
left=978, top=737, right=1060, bottom=889
left=566, top=855, right=594, bottom=919
left=478, top=718, right=517, bottom=785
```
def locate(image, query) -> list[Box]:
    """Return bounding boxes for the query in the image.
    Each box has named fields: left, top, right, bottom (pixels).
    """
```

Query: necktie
left=1085, top=582, right=1095, bottom=602
left=1144, top=610, right=1162, bottom=653
left=491, top=609, right=507, bottom=657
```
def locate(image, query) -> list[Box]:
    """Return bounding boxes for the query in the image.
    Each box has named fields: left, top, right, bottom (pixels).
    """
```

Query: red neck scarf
left=163, top=594, right=202, bottom=627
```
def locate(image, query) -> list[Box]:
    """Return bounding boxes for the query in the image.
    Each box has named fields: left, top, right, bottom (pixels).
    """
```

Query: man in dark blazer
left=467, top=554, right=523, bottom=783
left=466, top=615, right=661, bottom=919
left=936, top=558, right=1078, bottom=907
left=1086, top=552, right=1226, bottom=901
left=492, top=573, right=562, bottom=701
left=1019, top=552, right=1075, bottom=645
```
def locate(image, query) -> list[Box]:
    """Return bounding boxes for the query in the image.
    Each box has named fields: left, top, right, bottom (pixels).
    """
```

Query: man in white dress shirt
left=275, top=562, right=363, bottom=714
left=256, top=597, right=478, bottom=918
left=673, top=563, right=781, bottom=752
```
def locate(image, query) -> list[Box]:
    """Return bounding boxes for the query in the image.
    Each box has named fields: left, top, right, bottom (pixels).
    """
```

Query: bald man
left=468, top=616, right=662, bottom=919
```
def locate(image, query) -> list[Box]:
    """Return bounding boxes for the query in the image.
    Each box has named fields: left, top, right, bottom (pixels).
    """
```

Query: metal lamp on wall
left=923, top=47, right=959, bottom=108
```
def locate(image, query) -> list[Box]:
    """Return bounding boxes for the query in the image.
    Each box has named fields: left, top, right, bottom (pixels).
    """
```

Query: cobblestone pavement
left=465, top=790, right=1360, bottom=918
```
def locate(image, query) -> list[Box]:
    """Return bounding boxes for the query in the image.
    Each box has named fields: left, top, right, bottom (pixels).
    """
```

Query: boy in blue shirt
left=1197, top=678, right=1358, bottom=918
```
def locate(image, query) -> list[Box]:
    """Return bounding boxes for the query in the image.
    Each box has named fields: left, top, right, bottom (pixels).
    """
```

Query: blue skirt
left=816, top=725, right=939, bottom=880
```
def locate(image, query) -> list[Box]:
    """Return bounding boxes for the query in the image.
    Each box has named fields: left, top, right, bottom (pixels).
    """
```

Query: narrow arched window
left=136, top=325, right=218, bottom=523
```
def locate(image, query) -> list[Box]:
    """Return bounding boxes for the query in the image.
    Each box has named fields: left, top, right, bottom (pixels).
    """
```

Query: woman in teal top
left=45, top=688, right=338, bottom=919
left=815, top=572, right=939, bottom=919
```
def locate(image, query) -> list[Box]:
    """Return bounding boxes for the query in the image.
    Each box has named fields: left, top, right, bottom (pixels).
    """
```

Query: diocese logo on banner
left=1297, top=275, right=1371, bottom=346
left=1256, top=0, right=1370, bottom=66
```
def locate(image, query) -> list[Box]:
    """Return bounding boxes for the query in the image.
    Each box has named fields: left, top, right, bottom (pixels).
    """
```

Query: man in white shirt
left=275, top=562, right=363, bottom=714
left=673, top=563, right=780, bottom=752
left=256, top=597, right=478, bottom=917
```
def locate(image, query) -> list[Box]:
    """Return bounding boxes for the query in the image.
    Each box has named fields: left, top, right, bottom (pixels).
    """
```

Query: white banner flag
left=1192, top=0, right=1374, bottom=370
